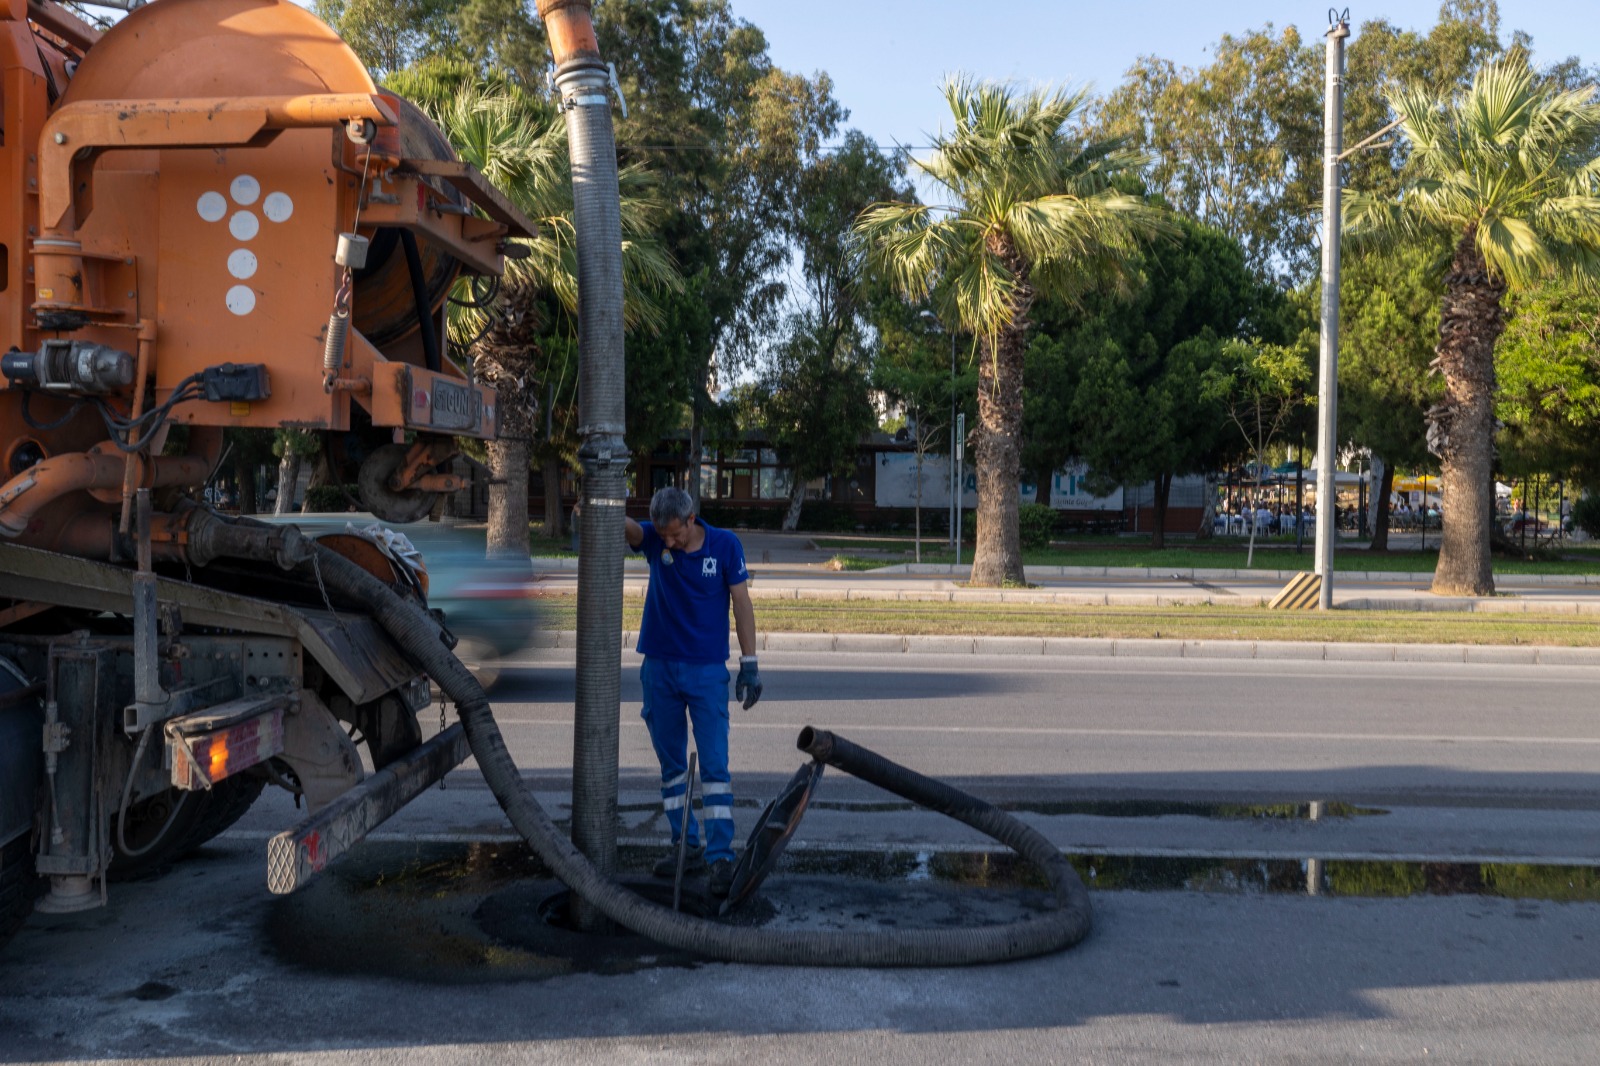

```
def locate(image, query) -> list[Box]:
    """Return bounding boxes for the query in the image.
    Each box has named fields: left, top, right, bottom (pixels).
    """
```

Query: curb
left=540, top=631, right=1600, bottom=667
left=883, top=562, right=1600, bottom=588
left=536, top=581, right=1600, bottom=613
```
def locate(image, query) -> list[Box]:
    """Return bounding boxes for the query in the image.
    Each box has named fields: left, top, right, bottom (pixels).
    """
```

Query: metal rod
left=1315, top=15, right=1350, bottom=610
left=1337, top=116, right=1403, bottom=161
left=672, top=751, right=697, bottom=912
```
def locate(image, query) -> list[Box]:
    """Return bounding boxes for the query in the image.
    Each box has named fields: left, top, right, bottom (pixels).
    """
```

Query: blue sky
left=725, top=1, right=1598, bottom=150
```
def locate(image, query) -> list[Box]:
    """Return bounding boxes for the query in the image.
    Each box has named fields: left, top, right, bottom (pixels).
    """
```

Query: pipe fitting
left=535, top=0, right=602, bottom=68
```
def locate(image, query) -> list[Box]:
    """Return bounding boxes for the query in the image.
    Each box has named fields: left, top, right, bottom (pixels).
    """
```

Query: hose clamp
left=552, top=61, right=628, bottom=118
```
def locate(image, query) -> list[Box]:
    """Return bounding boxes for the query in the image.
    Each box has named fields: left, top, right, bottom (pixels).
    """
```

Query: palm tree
left=855, top=78, right=1168, bottom=586
left=1346, top=58, right=1600, bottom=595
left=412, top=79, right=678, bottom=556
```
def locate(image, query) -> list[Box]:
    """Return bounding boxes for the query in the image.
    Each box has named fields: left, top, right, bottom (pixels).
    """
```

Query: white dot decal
left=227, top=249, right=257, bottom=280
left=197, top=191, right=227, bottom=222
left=262, top=192, right=294, bottom=223
left=225, top=285, right=256, bottom=316
left=230, top=175, right=260, bottom=205
left=229, top=211, right=259, bottom=241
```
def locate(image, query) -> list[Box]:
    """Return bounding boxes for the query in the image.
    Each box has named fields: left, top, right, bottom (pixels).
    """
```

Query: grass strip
left=536, top=594, right=1600, bottom=646
left=803, top=541, right=1600, bottom=575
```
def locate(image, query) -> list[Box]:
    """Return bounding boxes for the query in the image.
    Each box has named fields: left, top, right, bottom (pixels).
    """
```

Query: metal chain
left=437, top=694, right=448, bottom=790
left=308, top=551, right=351, bottom=638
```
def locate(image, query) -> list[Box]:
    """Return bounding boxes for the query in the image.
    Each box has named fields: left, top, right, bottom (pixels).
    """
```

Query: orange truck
left=0, top=0, right=533, bottom=948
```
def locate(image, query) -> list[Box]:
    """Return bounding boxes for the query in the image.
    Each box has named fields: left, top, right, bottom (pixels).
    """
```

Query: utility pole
left=948, top=330, right=957, bottom=551
left=1314, top=10, right=1349, bottom=610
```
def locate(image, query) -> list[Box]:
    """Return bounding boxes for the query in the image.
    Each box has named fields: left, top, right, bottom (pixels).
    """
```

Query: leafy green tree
left=1341, top=3, right=1506, bottom=201
left=1496, top=279, right=1600, bottom=487
left=857, top=78, right=1168, bottom=585
left=1346, top=58, right=1600, bottom=594
left=1094, top=25, right=1320, bottom=284
left=870, top=298, right=978, bottom=555
left=747, top=320, right=877, bottom=529
left=424, top=84, right=679, bottom=554
left=599, top=2, right=843, bottom=505
left=1062, top=218, right=1278, bottom=548
left=313, top=0, right=463, bottom=76
left=1020, top=329, right=1079, bottom=507
left=1336, top=244, right=1443, bottom=550
left=744, top=131, right=907, bottom=529
left=1203, top=339, right=1312, bottom=565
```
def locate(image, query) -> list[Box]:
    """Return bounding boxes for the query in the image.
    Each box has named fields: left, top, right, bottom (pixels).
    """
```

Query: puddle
left=267, top=838, right=1600, bottom=983
left=810, top=799, right=1388, bottom=819
left=1005, top=800, right=1388, bottom=820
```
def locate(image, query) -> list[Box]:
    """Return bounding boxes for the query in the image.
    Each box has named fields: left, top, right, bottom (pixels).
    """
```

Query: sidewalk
left=534, top=527, right=1600, bottom=615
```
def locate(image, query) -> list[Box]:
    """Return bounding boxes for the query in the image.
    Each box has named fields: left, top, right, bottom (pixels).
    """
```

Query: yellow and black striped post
left=1268, top=571, right=1323, bottom=610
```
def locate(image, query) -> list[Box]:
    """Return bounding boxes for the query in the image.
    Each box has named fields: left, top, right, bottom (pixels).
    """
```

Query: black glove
left=735, top=656, right=763, bottom=710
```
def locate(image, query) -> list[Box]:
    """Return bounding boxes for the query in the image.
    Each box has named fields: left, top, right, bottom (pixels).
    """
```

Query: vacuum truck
left=0, top=0, right=535, bottom=947
left=1, top=0, right=1095, bottom=966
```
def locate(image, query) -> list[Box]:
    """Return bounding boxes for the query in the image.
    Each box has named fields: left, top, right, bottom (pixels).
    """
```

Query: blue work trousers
left=639, top=657, right=735, bottom=862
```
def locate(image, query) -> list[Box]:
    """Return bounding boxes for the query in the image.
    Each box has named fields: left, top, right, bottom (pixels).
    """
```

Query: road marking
left=482, top=717, right=1600, bottom=746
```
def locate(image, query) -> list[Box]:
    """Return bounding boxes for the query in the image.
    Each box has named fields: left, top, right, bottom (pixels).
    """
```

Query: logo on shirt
left=702, top=557, right=718, bottom=577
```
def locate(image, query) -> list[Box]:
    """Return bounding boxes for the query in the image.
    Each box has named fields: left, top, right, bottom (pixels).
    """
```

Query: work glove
left=735, top=656, right=763, bottom=710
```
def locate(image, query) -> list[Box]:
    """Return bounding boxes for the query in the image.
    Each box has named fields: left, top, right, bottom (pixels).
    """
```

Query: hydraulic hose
left=189, top=512, right=1092, bottom=964
left=399, top=230, right=443, bottom=374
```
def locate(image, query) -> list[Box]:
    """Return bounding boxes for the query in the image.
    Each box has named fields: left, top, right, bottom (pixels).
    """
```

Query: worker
left=623, top=486, right=762, bottom=898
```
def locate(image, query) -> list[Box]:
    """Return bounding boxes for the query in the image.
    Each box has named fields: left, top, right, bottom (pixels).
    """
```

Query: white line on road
left=482, top=717, right=1600, bottom=746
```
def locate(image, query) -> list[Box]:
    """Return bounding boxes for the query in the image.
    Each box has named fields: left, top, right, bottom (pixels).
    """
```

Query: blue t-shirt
left=632, top=520, right=748, bottom=663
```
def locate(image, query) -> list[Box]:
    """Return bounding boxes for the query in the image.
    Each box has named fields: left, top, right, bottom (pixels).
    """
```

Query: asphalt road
left=2, top=651, right=1597, bottom=1065
left=491, top=651, right=1600, bottom=808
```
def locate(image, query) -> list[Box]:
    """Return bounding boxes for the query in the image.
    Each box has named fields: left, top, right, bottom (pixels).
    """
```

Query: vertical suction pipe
left=539, top=0, right=630, bottom=932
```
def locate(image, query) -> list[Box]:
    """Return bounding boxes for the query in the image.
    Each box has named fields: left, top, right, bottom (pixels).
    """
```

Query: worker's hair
left=649, top=486, right=696, bottom=527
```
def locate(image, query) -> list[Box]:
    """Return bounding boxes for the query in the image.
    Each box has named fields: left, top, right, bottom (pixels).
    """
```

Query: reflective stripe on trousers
left=640, top=657, right=735, bottom=862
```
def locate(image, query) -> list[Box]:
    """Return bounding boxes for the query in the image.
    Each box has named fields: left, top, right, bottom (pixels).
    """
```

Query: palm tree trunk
left=1430, top=231, right=1505, bottom=596
left=970, top=238, right=1031, bottom=588
left=486, top=438, right=529, bottom=558
left=970, top=321, right=1026, bottom=587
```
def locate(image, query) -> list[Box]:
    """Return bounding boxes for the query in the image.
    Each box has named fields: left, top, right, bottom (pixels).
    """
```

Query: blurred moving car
left=256, top=514, right=544, bottom=690
left=1503, top=514, right=1549, bottom=537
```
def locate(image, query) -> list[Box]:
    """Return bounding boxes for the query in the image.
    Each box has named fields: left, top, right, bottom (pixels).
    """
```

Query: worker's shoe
left=708, top=858, right=736, bottom=899
left=653, top=845, right=704, bottom=879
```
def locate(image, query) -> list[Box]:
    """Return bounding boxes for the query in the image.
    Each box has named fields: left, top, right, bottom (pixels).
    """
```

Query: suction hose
left=188, top=513, right=1091, bottom=964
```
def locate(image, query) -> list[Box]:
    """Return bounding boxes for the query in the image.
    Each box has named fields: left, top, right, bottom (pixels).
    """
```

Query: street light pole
left=920, top=310, right=960, bottom=552
left=948, top=330, right=957, bottom=550
left=1314, top=11, right=1349, bottom=610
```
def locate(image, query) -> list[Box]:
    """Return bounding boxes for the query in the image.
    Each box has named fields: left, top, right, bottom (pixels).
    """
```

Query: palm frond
left=1356, top=56, right=1600, bottom=288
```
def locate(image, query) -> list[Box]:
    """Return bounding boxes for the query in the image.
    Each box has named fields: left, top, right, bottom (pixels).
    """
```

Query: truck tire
left=0, top=832, right=37, bottom=951
left=110, top=774, right=265, bottom=879
left=169, top=773, right=266, bottom=856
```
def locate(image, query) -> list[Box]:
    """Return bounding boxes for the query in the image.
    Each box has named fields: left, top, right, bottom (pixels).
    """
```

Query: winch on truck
left=0, top=0, right=534, bottom=944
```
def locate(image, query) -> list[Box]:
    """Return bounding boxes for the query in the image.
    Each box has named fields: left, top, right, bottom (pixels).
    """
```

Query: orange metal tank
left=0, top=0, right=532, bottom=543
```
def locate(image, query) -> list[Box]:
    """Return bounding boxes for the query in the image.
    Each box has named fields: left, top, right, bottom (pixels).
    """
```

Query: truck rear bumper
left=266, top=721, right=470, bottom=894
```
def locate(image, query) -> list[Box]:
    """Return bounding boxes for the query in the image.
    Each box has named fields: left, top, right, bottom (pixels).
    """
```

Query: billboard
left=873, top=454, right=1122, bottom=511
